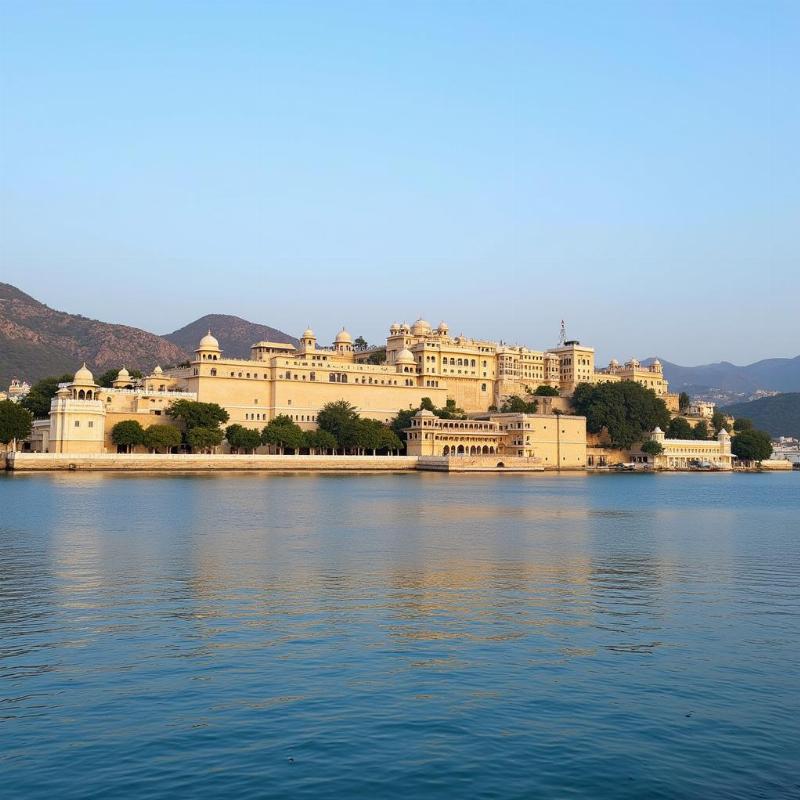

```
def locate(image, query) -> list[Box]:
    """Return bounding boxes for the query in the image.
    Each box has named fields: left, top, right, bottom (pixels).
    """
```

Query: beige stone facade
left=30, top=319, right=668, bottom=457
left=405, top=409, right=586, bottom=469
left=634, top=427, right=733, bottom=470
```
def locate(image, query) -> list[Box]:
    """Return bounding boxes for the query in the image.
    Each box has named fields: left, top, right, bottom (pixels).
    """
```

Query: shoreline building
left=632, top=427, right=733, bottom=470
left=28, top=318, right=674, bottom=455
left=405, top=409, right=587, bottom=469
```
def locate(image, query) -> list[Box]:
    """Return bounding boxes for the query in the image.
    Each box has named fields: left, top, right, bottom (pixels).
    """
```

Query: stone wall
left=6, top=452, right=419, bottom=472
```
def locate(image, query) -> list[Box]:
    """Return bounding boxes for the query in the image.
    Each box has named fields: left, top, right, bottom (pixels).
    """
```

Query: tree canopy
left=678, top=392, right=691, bottom=412
left=187, top=426, right=224, bottom=452
left=143, top=424, right=182, bottom=452
left=261, top=415, right=304, bottom=453
left=21, top=374, right=74, bottom=419
left=111, top=420, right=145, bottom=452
left=731, top=429, right=772, bottom=462
left=693, top=420, right=710, bottom=440
left=167, top=400, right=229, bottom=431
left=500, top=395, right=538, bottom=413
left=711, top=410, right=727, bottom=434
left=226, top=424, right=262, bottom=453
left=0, top=400, right=33, bottom=447
left=317, top=401, right=360, bottom=451
left=533, top=385, right=560, bottom=397
left=640, top=439, right=664, bottom=456
left=571, top=380, right=670, bottom=450
left=666, top=417, right=694, bottom=439
left=733, top=417, right=752, bottom=432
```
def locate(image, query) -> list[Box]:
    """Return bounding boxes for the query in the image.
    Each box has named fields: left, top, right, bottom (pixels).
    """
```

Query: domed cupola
left=334, top=328, right=353, bottom=353
left=112, top=366, right=134, bottom=389
left=301, top=327, right=317, bottom=352
left=411, top=318, right=431, bottom=336
left=70, top=363, right=98, bottom=400
left=395, top=348, right=416, bottom=372
left=437, top=321, right=449, bottom=335
left=196, top=330, right=222, bottom=361
left=73, top=363, right=95, bottom=385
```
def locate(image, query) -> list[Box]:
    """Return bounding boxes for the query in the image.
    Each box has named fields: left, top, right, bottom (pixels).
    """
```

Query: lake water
left=1, top=471, right=798, bottom=799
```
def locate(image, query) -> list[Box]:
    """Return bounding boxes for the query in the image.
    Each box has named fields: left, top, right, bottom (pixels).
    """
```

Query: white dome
left=396, top=348, right=415, bottom=365
left=437, top=321, right=449, bottom=333
left=390, top=322, right=400, bottom=333
left=73, top=363, right=94, bottom=384
left=198, top=330, right=220, bottom=350
left=153, top=365, right=163, bottom=375
left=609, top=358, right=619, bottom=368
left=416, top=408, right=435, bottom=417
left=117, top=366, right=130, bottom=380
left=411, top=318, right=431, bottom=335
left=302, top=328, right=315, bottom=339
left=653, top=426, right=663, bottom=434
left=335, top=328, right=352, bottom=344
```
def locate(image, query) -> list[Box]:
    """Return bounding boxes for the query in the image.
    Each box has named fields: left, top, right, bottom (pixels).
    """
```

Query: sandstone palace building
left=30, top=318, right=678, bottom=458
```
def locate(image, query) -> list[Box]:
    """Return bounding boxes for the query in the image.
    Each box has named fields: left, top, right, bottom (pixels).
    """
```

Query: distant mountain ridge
left=722, top=393, right=800, bottom=439
left=644, top=356, right=800, bottom=394
left=0, top=283, right=297, bottom=386
left=0, top=282, right=189, bottom=387
left=164, top=314, right=298, bottom=360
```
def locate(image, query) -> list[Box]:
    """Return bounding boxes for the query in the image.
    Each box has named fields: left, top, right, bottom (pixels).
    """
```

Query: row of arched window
left=443, top=445, right=495, bottom=455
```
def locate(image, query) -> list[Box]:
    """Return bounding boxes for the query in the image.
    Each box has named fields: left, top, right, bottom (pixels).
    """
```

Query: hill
left=0, top=283, right=189, bottom=387
left=722, top=393, right=800, bottom=439
left=646, top=356, right=800, bottom=395
left=164, top=314, right=297, bottom=359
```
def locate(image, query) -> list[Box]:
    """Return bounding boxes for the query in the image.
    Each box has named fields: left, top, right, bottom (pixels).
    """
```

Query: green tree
left=379, top=426, right=403, bottom=454
left=679, top=391, right=691, bottom=412
left=640, top=439, right=664, bottom=456
left=167, top=400, right=229, bottom=431
left=111, top=420, right=145, bottom=453
left=435, top=398, right=465, bottom=419
left=187, top=426, right=224, bottom=453
left=21, top=374, right=74, bottom=418
left=733, top=417, right=752, bottom=432
left=317, top=400, right=360, bottom=452
left=143, top=424, right=182, bottom=453
left=693, top=420, right=710, bottom=440
left=225, top=424, right=262, bottom=453
left=500, top=395, right=538, bottom=413
left=534, top=385, right=560, bottom=396
left=731, top=429, right=772, bottom=462
left=666, top=417, right=694, bottom=439
left=355, top=418, right=385, bottom=455
left=354, top=335, right=368, bottom=350
left=390, top=408, right=416, bottom=451
left=261, top=415, right=304, bottom=454
left=365, top=348, right=387, bottom=365
left=0, top=400, right=33, bottom=450
left=304, top=429, right=337, bottom=454
left=711, top=410, right=727, bottom=434
left=572, top=381, right=670, bottom=450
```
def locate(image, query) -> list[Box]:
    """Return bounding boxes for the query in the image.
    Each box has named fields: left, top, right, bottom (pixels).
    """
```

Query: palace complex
left=27, top=318, right=682, bottom=463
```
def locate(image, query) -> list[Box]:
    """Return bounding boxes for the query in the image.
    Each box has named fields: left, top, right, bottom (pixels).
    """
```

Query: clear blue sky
left=1, top=0, right=797, bottom=365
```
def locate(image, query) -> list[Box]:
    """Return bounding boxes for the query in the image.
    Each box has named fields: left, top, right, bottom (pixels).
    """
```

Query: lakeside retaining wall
left=5, top=452, right=420, bottom=472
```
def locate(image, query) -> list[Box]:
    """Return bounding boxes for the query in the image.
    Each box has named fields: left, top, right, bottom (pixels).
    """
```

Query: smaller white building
left=638, top=426, right=733, bottom=470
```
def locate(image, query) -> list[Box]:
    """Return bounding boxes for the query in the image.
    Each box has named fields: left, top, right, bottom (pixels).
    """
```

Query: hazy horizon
left=1, top=1, right=797, bottom=365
